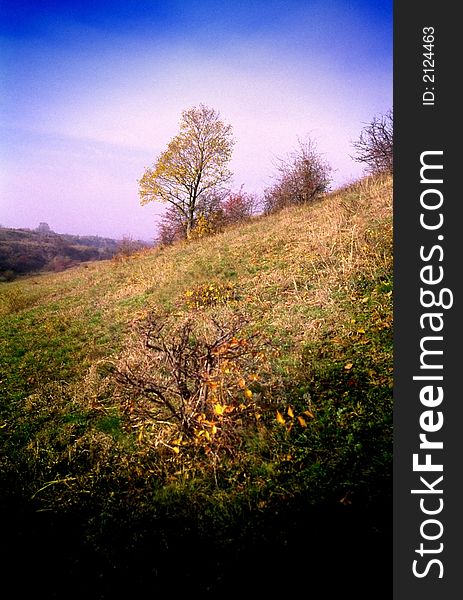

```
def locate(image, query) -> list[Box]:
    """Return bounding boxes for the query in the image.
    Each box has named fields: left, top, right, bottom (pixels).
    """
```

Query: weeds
left=0, top=285, right=38, bottom=315
left=183, top=281, right=237, bottom=308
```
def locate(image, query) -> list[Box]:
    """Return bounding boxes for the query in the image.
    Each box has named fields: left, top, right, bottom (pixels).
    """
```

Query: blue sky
left=0, top=0, right=392, bottom=241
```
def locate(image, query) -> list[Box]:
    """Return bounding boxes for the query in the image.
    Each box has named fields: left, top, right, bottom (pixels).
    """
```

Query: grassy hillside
left=0, top=174, right=392, bottom=597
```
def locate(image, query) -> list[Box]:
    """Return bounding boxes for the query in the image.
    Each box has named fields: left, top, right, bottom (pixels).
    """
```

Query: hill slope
left=0, top=227, right=122, bottom=278
left=0, top=174, right=392, bottom=597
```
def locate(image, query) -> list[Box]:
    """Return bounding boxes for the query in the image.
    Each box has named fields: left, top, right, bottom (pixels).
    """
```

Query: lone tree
left=139, top=104, right=235, bottom=239
left=352, top=109, right=393, bottom=175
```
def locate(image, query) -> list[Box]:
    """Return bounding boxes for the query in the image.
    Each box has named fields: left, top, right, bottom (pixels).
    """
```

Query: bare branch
left=351, top=109, right=393, bottom=175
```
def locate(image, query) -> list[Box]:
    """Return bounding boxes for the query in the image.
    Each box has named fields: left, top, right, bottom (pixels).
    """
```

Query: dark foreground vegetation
left=0, top=175, right=392, bottom=597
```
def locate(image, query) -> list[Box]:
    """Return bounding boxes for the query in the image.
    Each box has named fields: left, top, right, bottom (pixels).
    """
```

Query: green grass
left=0, top=174, right=392, bottom=595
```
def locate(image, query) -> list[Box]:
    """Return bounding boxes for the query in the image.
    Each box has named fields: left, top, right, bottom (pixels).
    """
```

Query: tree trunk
left=186, top=204, right=195, bottom=239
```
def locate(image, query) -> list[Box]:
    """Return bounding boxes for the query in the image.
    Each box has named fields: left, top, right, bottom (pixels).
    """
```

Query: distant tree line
left=0, top=227, right=137, bottom=280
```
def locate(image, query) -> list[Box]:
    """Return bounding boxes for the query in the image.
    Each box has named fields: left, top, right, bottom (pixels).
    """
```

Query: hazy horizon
left=1, top=0, right=392, bottom=242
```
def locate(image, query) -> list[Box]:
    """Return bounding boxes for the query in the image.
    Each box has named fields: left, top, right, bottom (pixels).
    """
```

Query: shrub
left=156, top=206, right=185, bottom=246
left=264, top=138, right=331, bottom=214
left=189, top=214, right=216, bottom=240
left=352, top=110, right=393, bottom=175
left=113, top=237, right=148, bottom=261
left=112, top=313, right=274, bottom=459
left=220, top=186, right=258, bottom=225
left=0, top=269, right=16, bottom=282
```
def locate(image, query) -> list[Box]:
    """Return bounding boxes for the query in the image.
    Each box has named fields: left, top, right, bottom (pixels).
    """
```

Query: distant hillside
left=0, top=175, right=392, bottom=596
left=0, top=227, right=139, bottom=279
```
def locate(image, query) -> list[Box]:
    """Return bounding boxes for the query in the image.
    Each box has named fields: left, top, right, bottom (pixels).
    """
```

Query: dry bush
left=156, top=206, right=186, bottom=246
left=264, top=138, right=332, bottom=214
left=111, top=312, right=274, bottom=458
left=352, top=110, right=393, bottom=175
left=112, top=237, right=149, bottom=263
left=220, top=186, right=259, bottom=225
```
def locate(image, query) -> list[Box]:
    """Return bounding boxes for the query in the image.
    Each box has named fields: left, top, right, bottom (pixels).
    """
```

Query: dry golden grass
left=0, top=172, right=393, bottom=514
left=1, top=173, right=391, bottom=353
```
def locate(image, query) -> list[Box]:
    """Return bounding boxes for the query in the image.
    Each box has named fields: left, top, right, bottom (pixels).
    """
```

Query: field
left=0, top=174, right=392, bottom=597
